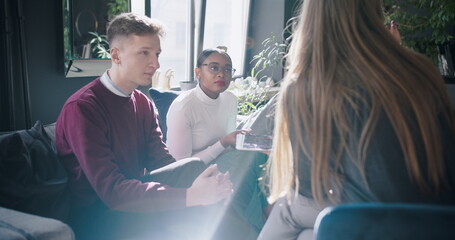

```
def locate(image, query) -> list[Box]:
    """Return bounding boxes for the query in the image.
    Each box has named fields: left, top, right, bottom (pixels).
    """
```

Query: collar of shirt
left=195, top=83, right=221, bottom=105
left=100, top=70, right=130, bottom=97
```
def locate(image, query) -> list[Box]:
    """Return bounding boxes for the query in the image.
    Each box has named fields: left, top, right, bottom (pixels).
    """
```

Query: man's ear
left=110, top=47, right=121, bottom=64
left=194, top=67, right=200, bottom=79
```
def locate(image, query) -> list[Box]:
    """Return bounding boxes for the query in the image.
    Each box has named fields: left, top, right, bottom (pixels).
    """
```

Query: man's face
left=113, top=33, right=161, bottom=93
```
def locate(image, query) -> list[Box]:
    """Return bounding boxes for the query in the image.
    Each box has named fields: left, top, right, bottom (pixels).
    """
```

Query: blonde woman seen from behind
left=259, top=0, right=455, bottom=239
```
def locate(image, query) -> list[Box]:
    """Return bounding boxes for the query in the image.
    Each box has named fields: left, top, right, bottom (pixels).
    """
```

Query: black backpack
left=0, top=121, right=69, bottom=221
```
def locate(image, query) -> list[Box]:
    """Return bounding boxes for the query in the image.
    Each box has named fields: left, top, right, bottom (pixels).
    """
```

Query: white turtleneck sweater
left=166, top=84, right=237, bottom=164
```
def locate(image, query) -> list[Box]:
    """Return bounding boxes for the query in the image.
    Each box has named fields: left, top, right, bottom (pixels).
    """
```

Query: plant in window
left=250, top=32, right=288, bottom=82
left=231, top=33, right=288, bottom=116
left=233, top=77, right=273, bottom=115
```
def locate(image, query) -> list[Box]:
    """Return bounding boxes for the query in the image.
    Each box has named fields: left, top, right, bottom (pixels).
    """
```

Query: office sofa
left=0, top=121, right=74, bottom=239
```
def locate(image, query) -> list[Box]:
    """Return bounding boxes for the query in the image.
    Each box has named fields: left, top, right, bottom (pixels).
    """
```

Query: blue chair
left=148, top=88, right=180, bottom=142
left=314, top=203, right=455, bottom=240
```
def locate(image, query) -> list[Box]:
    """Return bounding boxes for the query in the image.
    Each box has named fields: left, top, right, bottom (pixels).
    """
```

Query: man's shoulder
left=132, top=89, right=152, bottom=103
left=65, top=78, right=102, bottom=105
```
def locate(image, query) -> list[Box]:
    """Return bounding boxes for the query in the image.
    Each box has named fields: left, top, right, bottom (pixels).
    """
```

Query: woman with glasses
left=167, top=48, right=241, bottom=164
left=166, top=48, right=268, bottom=239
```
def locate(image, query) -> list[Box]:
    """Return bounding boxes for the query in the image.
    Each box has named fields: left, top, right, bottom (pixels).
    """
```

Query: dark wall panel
left=23, top=0, right=92, bottom=126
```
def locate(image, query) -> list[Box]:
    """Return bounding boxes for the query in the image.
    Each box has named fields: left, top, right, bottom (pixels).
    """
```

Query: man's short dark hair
left=107, top=12, right=165, bottom=45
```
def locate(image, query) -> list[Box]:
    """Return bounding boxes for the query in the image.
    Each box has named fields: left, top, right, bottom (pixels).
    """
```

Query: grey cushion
left=0, top=207, right=74, bottom=240
left=44, top=123, right=56, bottom=144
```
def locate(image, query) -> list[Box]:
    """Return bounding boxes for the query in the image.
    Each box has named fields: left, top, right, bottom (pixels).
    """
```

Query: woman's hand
left=387, top=20, right=402, bottom=44
left=220, top=129, right=250, bottom=148
left=186, top=164, right=233, bottom=206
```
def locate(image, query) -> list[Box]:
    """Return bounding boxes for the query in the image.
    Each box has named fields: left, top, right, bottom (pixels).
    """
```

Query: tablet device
left=236, top=134, right=273, bottom=151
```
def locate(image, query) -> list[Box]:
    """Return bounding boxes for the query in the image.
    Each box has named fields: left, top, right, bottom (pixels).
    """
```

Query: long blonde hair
left=268, top=0, right=455, bottom=204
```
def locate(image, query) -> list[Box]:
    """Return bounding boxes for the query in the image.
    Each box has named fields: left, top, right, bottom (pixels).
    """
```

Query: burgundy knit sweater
left=56, top=78, right=186, bottom=212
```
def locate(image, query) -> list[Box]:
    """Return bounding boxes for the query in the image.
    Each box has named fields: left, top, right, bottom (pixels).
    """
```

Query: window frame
left=133, top=0, right=251, bottom=87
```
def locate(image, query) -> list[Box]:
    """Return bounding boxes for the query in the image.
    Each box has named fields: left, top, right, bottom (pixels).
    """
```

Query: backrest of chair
left=44, top=123, right=56, bottom=144
left=314, top=203, right=455, bottom=240
left=148, top=88, right=180, bottom=142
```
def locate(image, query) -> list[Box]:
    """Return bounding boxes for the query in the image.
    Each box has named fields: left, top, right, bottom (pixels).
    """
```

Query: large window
left=203, top=0, right=250, bottom=77
left=132, top=0, right=250, bottom=87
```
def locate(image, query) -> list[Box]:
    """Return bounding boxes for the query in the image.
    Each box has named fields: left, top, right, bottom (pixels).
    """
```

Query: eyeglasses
left=201, top=63, right=236, bottom=75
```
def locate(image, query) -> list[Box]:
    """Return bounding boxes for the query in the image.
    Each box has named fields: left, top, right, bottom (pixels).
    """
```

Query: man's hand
left=186, top=164, right=233, bottom=206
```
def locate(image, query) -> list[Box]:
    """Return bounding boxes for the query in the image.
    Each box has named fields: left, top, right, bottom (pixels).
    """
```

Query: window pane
left=131, top=1, right=144, bottom=16
left=151, top=0, right=188, bottom=87
left=132, top=0, right=189, bottom=87
left=131, top=0, right=250, bottom=87
left=204, top=0, right=250, bottom=76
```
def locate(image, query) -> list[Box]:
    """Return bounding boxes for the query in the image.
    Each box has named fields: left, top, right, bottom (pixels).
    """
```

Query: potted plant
left=88, top=32, right=110, bottom=59
left=231, top=33, right=288, bottom=115
left=250, top=32, right=288, bottom=83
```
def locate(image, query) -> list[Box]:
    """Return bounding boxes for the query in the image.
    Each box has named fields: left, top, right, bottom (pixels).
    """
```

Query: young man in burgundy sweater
left=56, top=13, right=232, bottom=239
